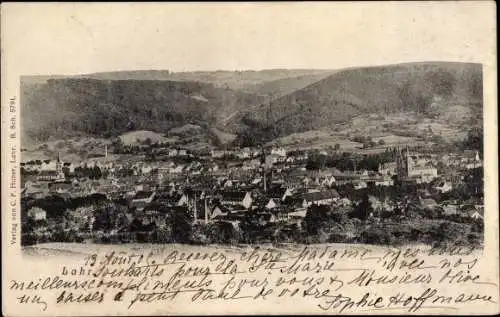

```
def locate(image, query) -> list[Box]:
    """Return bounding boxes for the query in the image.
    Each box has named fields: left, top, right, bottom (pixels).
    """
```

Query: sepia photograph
left=19, top=62, right=485, bottom=250
left=18, top=26, right=485, bottom=252
left=2, top=2, right=498, bottom=316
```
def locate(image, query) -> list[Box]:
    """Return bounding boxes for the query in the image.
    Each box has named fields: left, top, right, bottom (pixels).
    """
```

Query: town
left=20, top=136, right=484, bottom=247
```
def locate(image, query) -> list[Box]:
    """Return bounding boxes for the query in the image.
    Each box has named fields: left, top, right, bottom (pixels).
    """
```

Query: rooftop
left=133, top=191, right=154, bottom=200
left=221, top=190, right=249, bottom=202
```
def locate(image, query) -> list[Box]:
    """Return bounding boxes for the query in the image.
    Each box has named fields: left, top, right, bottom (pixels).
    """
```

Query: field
left=210, top=127, right=238, bottom=145
left=266, top=110, right=468, bottom=152
left=22, top=137, right=113, bottom=162
left=119, top=130, right=177, bottom=146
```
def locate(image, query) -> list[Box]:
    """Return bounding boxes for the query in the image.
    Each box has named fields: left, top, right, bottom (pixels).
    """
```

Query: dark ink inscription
left=10, top=246, right=496, bottom=313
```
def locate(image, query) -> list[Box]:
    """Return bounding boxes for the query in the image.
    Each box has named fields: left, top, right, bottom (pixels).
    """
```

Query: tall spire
left=194, top=193, right=197, bottom=222
left=263, top=169, right=267, bottom=192
left=204, top=198, right=209, bottom=223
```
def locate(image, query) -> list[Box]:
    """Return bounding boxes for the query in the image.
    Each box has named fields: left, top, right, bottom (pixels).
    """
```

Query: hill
left=21, top=69, right=334, bottom=91
left=237, top=62, right=483, bottom=144
left=119, top=130, right=176, bottom=146
left=21, top=62, right=482, bottom=148
left=240, top=71, right=337, bottom=98
left=20, top=78, right=266, bottom=144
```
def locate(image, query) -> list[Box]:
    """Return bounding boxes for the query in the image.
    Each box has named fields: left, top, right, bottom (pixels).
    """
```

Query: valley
left=21, top=61, right=482, bottom=160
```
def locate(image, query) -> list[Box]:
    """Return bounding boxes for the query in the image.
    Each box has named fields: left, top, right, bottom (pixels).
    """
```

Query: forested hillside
left=21, top=78, right=264, bottom=143
left=237, top=62, right=482, bottom=143
left=21, top=62, right=482, bottom=146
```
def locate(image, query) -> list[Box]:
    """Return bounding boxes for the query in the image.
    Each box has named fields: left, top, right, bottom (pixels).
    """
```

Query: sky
left=2, top=2, right=496, bottom=75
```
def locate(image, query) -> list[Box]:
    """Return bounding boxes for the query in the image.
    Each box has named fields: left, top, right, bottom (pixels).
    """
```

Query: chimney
left=204, top=198, right=209, bottom=224
left=263, top=169, right=267, bottom=192
left=105, top=145, right=108, bottom=158
left=194, top=193, right=197, bottom=222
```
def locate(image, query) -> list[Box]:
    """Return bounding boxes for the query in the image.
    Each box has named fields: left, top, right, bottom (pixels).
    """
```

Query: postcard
left=2, top=2, right=498, bottom=316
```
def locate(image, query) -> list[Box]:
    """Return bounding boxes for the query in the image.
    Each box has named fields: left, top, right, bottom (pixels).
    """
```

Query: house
left=211, top=150, right=226, bottom=158
left=141, top=165, right=153, bottom=175
left=178, top=149, right=187, bottom=156
left=210, top=205, right=231, bottom=220
left=170, top=165, right=185, bottom=174
left=27, top=207, right=47, bottom=221
left=462, top=151, right=482, bottom=169
left=287, top=208, right=307, bottom=219
left=271, top=147, right=287, bottom=157
left=41, top=160, right=57, bottom=171
left=267, top=186, right=293, bottom=201
left=211, top=204, right=247, bottom=220
left=220, top=191, right=253, bottom=209
left=333, top=172, right=363, bottom=185
left=320, top=176, right=336, bottom=187
left=338, top=197, right=352, bottom=207
left=420, top=198, right=438, bottom=210
left=354, top=181, right=368, bottom=190
left=157, top=193, right=185, bottom=207
left=251, top=177, right=262, bottom=185
left=265, top=198, right=279, bottom=210
left=237, top=148, right=251, bottom=159
left=381, top=199, right=395, bottom=212
left=368, top=196, right=383, bottom=211
left=435, top=180, right=453, bottom=193
left=130, top=191, right=155, bottom=206
left=375, top=178, right=393, bottom=187
left=293, top=152, right=309, bottom=162
left=37, top=170, right=64, bottom=182
left=242, top=159, right=261, bottom=171
left=302, top=176, right=312, bottom=187
left=469, top=209, right=484, bottom=220
left=168, top=149, right=178, bottom=157
left=177, top=194, right=189, bottom=206
left=209, top=164, right=220, bottom=172
left=72, top=206, right=95, bottom=219
left=442, top=204, right=458, bottom=216
left=301, top=189, right=340, bottom=208
left=397, top=150, right=438, bottom=183
left=22, top=161, right=43, bottom=172
left=49, top=181, right=73, bottom=193
left=466, top=161, right=482, bottom=170
left=408, top=160, right=438, bottom=183
left=141, top=205, right=167, bottom=227
left=185, top=188, right=207, bottom=201
left=129, top=200, right=148, bottom=211
left=379, top=162, right=398, bottom=176
left=63, top=162, right=75, bottom=174
left=151, top=168, right=164, bottom=183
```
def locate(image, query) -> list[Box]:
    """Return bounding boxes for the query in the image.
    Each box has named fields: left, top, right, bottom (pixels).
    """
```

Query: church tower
left=56, top=152, right=65, bottom=180
left=396, top=147, right=409, bottom=178
left=405, top=146, right=413, bottom=176
left=56, top=152, right=62, bottom=173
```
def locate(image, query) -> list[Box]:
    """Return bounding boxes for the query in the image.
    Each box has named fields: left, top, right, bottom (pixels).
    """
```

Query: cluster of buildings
left=380, top=147, right=482, bottom=185
left=21, top=144, right=484, bottom=233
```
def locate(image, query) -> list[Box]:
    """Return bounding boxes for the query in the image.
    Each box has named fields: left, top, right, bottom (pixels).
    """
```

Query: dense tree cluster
left=305, top=150, right=396, bottom=172
left=23, top=78, right=261, bottom=141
